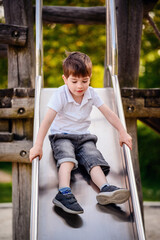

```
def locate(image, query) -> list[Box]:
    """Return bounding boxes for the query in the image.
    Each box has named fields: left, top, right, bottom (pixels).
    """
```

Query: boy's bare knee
left=59, top=161, right=75, bottom=171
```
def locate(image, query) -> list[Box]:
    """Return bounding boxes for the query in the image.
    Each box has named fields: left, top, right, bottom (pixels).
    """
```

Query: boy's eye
left=83, top=81, right=88, bottom=83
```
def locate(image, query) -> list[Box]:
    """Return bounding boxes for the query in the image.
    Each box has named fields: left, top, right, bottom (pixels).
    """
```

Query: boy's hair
left=63, top=51, right=92, bottom=78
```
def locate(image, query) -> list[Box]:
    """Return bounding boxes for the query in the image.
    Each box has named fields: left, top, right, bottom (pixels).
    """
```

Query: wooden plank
left=121, top=88, right=160, bottom=98
left=0, top=120, right=9, bottom=131
left=3, top=1, right=35, bottom=89
left=0, top=88, right=34, bottom=98
left=0, top=88, right=160, bottom=118
left=140, top=118, right=160, bottom=134
left=33, top=4, right=159, bottom=25
left=0, top=98, right=34, bottom=118
left=145, top=98, right=160, bottom=107
left=12, top=162, right=31, bottom=239
left=0, top=140, right=32, bottom=163
left=0, top=23, right=28, bottom=46
left=122, top=98, right=160, bottom=118
left=1, top=99, right=160, bottom=119
left=0, top=44, right=7, bottom=58
left=0, top=88, right=14, bottom=97
left=116, top=0, right=144, bottom=220
left=0, top=132, right=13, bottom=142
left=41, top=6, right=106, bottom=25
left=125, top=118, right=144, bottom=218
left=0, top=96, right=12, bottom=108
left=3, top=1, right=35, bottom=239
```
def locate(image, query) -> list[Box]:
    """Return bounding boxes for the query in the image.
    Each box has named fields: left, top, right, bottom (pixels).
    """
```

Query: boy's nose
left=77, top=83, right=83, bottom=89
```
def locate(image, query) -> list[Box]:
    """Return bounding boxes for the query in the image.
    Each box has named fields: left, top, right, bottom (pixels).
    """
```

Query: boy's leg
left=90, top=165, right=109, bottom=188
left=53, top=162, right=84, bottom=214
left=58, top=162, right=74, bottom=189
left=90, top=166, right=130, bottom=205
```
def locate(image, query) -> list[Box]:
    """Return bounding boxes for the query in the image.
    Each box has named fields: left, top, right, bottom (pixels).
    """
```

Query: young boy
left=30, top=51, right=132, bottom=215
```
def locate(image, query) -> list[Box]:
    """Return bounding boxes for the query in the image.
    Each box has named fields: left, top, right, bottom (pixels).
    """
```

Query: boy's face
left=63, top=74, right=90, bottom=100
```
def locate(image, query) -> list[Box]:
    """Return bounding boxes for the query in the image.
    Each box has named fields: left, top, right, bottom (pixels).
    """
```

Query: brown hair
left=63, top=51, right=92, bottom=78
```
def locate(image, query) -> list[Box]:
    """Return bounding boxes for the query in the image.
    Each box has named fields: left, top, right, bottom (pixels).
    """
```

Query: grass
left=0, top=183, right=12, bottom=203
left=143, top=184, right=160, bottom=201
left=0, top=163, right=12, bottom=203
left=137, top=120, right=160, bottom=201
left=0, top=162, right=12, bottom=174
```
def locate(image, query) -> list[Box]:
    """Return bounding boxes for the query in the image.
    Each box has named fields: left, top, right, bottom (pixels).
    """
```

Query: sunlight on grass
left=137, top=120, right=160, bottom=201
left=0, top=183, right=12, bottom=203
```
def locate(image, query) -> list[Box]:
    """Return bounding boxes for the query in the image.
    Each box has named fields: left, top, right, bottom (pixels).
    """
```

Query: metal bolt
left=127, top=105, right=134, bottom=113
left=18, top=107, right=25, bottom=114
left=20, top=150, right=27, bottom=157
left=12, top=30, right=20, bottom=38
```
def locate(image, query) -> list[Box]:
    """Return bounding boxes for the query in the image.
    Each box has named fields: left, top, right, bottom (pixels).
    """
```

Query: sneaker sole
left=53, top=199, right=84, bottom=215
left=96, top=189, right=130, bottom=205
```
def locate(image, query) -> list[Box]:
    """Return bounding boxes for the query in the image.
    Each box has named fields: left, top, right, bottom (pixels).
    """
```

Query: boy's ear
left=62, top=75, right=67, bottom=84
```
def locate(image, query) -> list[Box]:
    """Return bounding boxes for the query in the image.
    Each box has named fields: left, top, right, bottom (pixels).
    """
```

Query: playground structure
left=0, top=0, right=160, bottom=239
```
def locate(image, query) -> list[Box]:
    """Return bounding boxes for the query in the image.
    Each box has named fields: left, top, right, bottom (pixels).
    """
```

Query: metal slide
left=30, top=0, right=145, bottom=239
left=38, top=88, right=137, bottom=240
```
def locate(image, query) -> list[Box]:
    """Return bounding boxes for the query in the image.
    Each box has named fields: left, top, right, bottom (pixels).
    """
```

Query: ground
left=0, top=172, right=160, bottom=239
left=0, top=202, right=160, bottom=240
left=0, top=170, right=12, bottom=183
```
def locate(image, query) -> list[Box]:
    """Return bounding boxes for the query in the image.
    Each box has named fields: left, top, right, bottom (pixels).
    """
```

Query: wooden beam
left=140, top=118, right=160, bottom=134
left=0, top=44, right=7, bottom=58
left=0, top=140, right=32, bottom=163
left=122, top=98, right=160, bottom=118
left=0, top=88, right=160, bottom=119
left=41, top=6, right=106, bottom=25
left=0, top=98, right=34, bottom=118
left=0, top=88, right=34, bottom=98
left=116, top=0, right=144, bottom=220
left=121, top=88, right=160, bottom=118
left=3, top=1, right=35, bottom=239
left=121, top=88, right=160, bottom=98
left=0, top=88, right=34, bottom=118
left=0, top=120, right=10, bottom=131
left=0, top=23, right=28, bottom=46
left=0, top=132, right=13, bottom=142
left=40, top=4, right=157, bottom=25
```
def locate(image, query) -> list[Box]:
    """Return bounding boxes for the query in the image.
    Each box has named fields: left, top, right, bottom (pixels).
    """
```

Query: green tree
left=43, top=0, right=106, bottom=87
left=139, top=1, right=160, bottom=88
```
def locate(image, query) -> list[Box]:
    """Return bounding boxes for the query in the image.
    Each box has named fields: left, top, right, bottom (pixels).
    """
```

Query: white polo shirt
left=48, top=85, right=104, bottom=134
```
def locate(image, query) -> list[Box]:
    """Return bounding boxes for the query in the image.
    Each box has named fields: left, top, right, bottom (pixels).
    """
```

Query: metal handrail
left=106, top=0, right=145, bottom=239
left=30, top=0, right=43, bottom=239
left=106, top=0, right=118, bottom=76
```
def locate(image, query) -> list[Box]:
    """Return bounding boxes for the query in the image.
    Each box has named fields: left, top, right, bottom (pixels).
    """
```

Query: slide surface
left=38, top=88, right=138, bottom=240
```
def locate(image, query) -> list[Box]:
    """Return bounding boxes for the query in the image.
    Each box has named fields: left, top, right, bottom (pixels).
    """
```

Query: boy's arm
left=98, top=104, right=132, bottom=150
left=29, top=108, right=57, bottom=162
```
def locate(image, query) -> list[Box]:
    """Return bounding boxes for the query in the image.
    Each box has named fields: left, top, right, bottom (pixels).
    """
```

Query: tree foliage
left=0, top=0, right=159, bottom=89
left=43, top=0, right=106, bottom=88
left=139, top=1, right=160, bottom=88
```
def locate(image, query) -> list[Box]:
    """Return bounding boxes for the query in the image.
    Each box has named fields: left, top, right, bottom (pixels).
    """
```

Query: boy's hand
left=29, top=145, right=43, bottom=162
left=119, top=130, right=132, bottom=150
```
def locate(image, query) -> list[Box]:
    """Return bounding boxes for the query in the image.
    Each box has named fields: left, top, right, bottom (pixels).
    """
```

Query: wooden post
left=3, top=0, right=35, bottom=239
left=115, top=0, right=144, bottom=218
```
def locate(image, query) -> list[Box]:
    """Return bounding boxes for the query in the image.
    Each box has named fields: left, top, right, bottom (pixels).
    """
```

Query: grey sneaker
left=96, top=185, right=130, bottom=205
left=53, top=191, right=84, bottom=214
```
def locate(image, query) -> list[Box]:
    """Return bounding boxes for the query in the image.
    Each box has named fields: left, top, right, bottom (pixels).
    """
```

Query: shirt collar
left=64, top=85, right=91, bottom=106
left=65, top=84, right=74, bottom=103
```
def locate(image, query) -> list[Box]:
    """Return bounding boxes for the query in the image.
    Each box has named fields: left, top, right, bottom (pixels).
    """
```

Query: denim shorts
left=49, top=133, right=110, bottom=175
